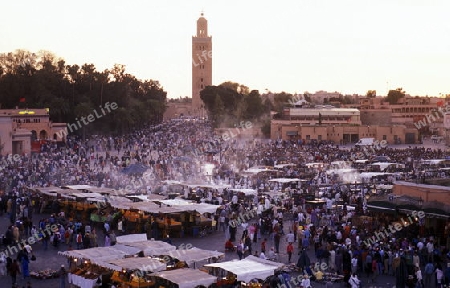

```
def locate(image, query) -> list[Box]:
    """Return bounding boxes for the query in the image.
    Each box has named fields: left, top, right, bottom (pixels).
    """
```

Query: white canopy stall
left=165, top=247, right=224, bottom=268
left=58, top=245, right=142, bottom=266
left=108, top=257, right=166, bottom=272
left=122, top=240, right=177, bottom=256
left=204, top=255, right=284, bottom=283
left=150, top=268, right=217, bottom=288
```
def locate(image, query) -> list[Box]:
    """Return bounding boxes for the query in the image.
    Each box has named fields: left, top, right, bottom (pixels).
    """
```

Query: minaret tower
left=192, top=13, right=212, bottom=115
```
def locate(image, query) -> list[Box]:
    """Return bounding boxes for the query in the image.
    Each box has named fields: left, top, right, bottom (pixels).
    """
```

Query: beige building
left=271, top=106, right=418, bottom=144
left=0, top=108, right=66, bottom=155
left=192, top=13, right=212, bottom=113
left=358, top=96, right=440, bottom=127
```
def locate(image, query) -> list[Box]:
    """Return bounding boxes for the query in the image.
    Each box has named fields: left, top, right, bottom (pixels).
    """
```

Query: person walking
left=415, top=266, right=423, bottom=288
left=274, top=232, right=281, bottom=254
left=424, top=260, right=435, bottom=287
left=237, top=240, right=244, bottom=260
left=287, top=242, right=294, bottom=263
left=76, top=232, right=83, bottom=249
left=436, top=265, right=444, bottom=288
left=351, top=255, right=358, bottom=275
left=19, top=249, right=30, bottom=279
left=9, top=259, right=20, bottom=285
left=59, top=264, right=67, bottom=288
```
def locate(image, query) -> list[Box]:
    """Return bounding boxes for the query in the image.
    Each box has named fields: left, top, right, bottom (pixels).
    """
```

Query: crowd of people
left=1, top=119, right=450, bottom=287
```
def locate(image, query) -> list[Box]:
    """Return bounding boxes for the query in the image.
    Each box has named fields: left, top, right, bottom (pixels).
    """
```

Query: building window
left=318, top=135, right=322, bottom=141
left=306, top=135, right=310, bottom=140
left=201, top=78, right=203, bottom=82
left=201, top=84, right=204, bottom=89
left=383, top=135, right=387, bottom=140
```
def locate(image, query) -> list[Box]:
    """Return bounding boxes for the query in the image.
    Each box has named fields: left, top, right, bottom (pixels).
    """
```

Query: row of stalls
left=31, top=185, right=222, bottom=237
left=58, top=234, right=284, bottom=288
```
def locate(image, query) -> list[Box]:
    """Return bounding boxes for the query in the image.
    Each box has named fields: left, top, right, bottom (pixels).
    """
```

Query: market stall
left=121, top=240, right=177, bottom=256
left=164, top=247, right=224, bottom=268
left=204, top=255, right=284, bottom=285
left=150, top=268, right=217, bottom=288
left=108, top=257, right=167, bottom=288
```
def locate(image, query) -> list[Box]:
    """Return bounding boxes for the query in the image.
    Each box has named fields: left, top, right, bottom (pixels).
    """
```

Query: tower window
left=201, top=84, right=204, bottom=89
left=201, top=78, right=203, bottom=82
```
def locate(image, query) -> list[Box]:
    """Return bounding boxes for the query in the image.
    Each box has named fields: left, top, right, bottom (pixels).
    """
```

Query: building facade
left=271, top=106, right=418, bottom=144
left=0, top=108, right=66, bottom=155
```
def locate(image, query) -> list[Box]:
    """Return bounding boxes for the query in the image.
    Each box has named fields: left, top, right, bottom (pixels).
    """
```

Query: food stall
left=59, top=245, right=142, bottom=288
left=204, top=256, right=284, bottom=287
left=108, top=257, right=167, bottom=288
left=150, top=268, right=217, bottom=288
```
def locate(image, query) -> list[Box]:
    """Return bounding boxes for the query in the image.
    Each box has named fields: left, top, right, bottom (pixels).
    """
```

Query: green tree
left=74, top=102, right=95, bottom=140
left=0, top=49, right=167, bottom=137
left=243, top=90, right=264, bottom=120
left=386, top=88, right=405, bottom=104
left=366, top=90, right=376, bottom=98
left=273, top=92, right=293, bottom=114
left=212, top=94, right=225, bottom=127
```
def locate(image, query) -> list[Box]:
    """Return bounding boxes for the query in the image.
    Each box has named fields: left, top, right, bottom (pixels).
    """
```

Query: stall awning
left=58, top=245, right=141, bottom=267
left=165, top=247, right=224, bottom=266
left=108, top=257, right=166, bottom=272
left=150, top=268, right=217, bottom=288
left=121, top=240, right=177, bottom=256
left=204, top=255, right=284, bottom=283
left=116, top=234, right=148, bottom=244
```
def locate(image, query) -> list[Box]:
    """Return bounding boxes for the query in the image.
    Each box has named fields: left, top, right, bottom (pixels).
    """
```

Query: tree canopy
left=200, top=81, right=267, bottom=127
left=0, top=50, right=167, bottom=136
left=386, top=88, right=405, bottom=104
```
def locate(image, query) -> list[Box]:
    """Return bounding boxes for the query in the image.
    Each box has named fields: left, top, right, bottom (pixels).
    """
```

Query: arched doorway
left=39, top=130, right=47, bottom=140
left=53, top=133, right=58, bottom=140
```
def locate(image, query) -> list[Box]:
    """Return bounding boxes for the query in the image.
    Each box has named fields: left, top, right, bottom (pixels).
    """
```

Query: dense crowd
left=1, top=119, right=450, bottom=287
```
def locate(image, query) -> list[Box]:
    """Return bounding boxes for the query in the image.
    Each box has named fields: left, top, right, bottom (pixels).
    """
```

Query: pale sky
left=1, top=0, right=449, bottom=98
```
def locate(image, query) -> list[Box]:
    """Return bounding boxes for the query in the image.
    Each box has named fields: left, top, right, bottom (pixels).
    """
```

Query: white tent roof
left=58, top=245, right=141, bottom=267
left=274, top=163, right=296, bottom=169
left=204, top=255, right=283, bottom=283
left=159, top=199, right=192, bottom=206
left=268, top=178, right=302, bottom=183
left=123, top=240, right=177, bottom=256
left=370, top=162, right=402, bottom=171
left=116, top=234, right=148, bottom=244
left=62, top=185, right=94, bottom=190
left=242, top=167, right=277, bottom=174
left=108, top=257, right=166, bottom=272
left=179, top=203, right=221, bottom=214
left=165, top=247, right=224, bottom=266
left=360, top=172, right=392, bottom=179
left=150, top=269, right=217, bottom=288
left=305, top=162, right=324, bottom=168
left=326, top=168, right=357, bottom=175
